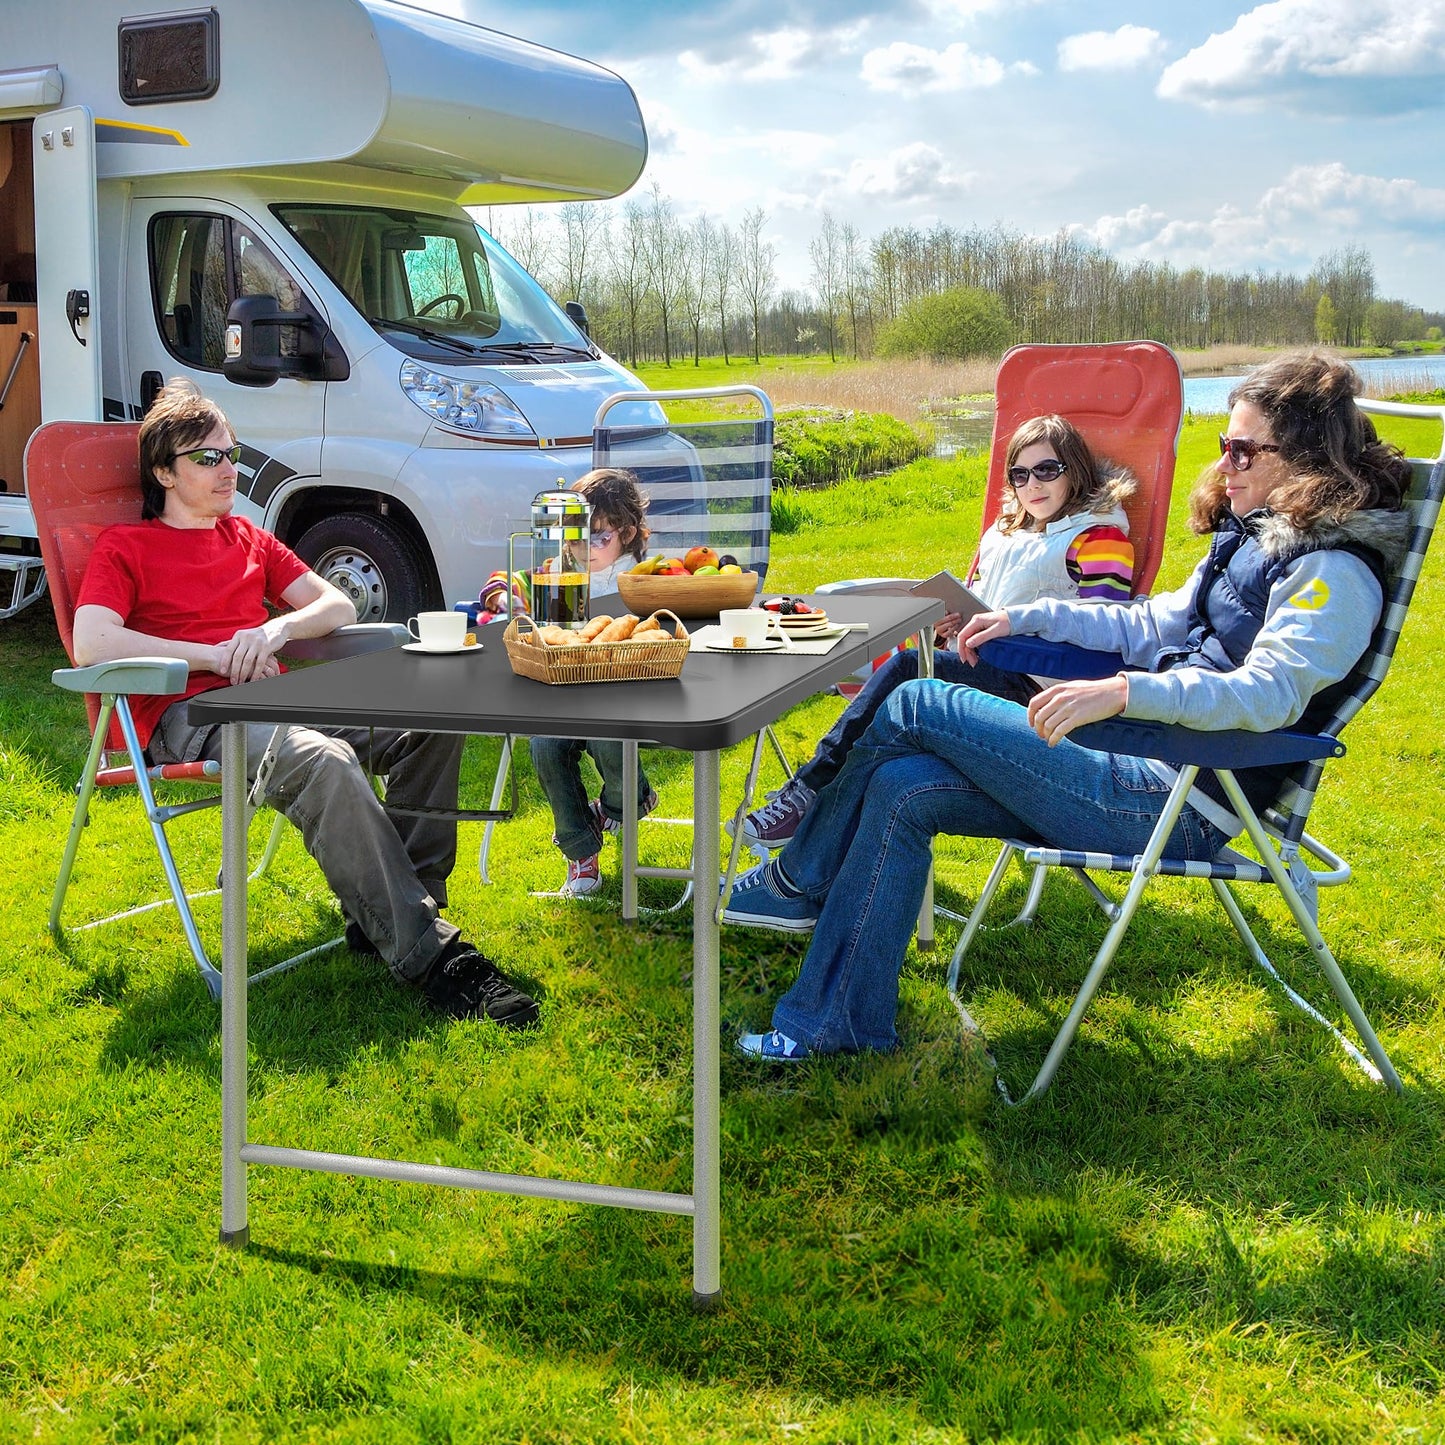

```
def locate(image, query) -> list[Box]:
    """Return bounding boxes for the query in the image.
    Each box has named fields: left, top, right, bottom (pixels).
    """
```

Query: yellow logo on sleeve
left=1288, top=579, right=1330, bottom=611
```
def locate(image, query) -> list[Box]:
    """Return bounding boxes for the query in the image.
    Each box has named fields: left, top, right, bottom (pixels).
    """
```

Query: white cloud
left=837, top=142, right=972, bottom=202
left=677, top=23, right=866, bottom=83
left=1158, top=0, right=1445, bottom=114
left=921, top=0, right=1042, bottom=21
left=861, top=40, right=1036, bottom=93
left=1058, top=25, right=1166, bottom=72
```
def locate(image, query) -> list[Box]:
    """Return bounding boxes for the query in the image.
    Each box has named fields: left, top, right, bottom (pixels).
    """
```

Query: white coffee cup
left=407, top=610, right=467, bottom=650
left=718, top=608, right=790, bottom=650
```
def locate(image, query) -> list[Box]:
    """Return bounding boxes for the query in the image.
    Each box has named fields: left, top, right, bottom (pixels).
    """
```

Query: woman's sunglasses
left=173, top=444, right=243, bottom=467
left=1007, top=459, right=1067, bottom=488
left=1218, top=435, right=1280, bottom=471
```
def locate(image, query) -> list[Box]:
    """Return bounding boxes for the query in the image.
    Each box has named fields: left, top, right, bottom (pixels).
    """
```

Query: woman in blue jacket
left=723, top=350, right=1414, bottom=1060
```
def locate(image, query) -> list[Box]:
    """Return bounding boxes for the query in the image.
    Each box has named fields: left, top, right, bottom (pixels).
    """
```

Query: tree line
left=481, top=187, right=1444, bottom=367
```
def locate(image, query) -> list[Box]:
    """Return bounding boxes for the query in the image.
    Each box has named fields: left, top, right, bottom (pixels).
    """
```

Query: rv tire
left=294, top=512, right=433, bottom=625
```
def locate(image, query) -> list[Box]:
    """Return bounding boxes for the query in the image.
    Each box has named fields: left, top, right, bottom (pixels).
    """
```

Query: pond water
left=928, top=354, right=1445, bottom=456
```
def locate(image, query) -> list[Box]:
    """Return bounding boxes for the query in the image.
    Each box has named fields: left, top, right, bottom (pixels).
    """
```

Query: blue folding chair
left=948, top=403, right=1444, bottom=1102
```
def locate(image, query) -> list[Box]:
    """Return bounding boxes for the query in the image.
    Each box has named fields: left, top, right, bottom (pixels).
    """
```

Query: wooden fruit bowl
left=616, top=570, right=759, bottom=618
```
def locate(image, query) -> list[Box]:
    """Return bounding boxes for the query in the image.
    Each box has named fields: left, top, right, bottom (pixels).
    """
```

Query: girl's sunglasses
left=1007, top=458, right=1067, bottom=487
left=173, top=444, right=243, bottom=467
left=1218, top=435, right=1280, bottom=470
left=588, top=528, right=617, bottom=549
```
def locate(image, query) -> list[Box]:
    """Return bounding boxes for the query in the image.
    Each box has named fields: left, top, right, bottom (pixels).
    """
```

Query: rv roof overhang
left=9, top=0, right=645, bottom=202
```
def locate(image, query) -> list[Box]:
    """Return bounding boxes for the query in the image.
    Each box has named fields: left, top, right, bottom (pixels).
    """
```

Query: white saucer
left=403, top=640, right=483, bottom=655
left=705, top=638, right=788, bottom=653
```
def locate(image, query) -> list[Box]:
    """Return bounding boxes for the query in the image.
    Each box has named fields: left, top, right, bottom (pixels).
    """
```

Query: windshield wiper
left=367, top=316, right=487, bottom=356
left=473, top=340, right=601, bottom=361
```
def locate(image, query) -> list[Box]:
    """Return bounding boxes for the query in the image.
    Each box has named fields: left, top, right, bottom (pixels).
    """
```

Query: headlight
left=399, top=361, right=536, bottom=439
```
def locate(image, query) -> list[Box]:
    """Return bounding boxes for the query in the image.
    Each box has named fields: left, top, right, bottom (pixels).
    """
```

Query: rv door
left=33, top=107, right=102, bottom=421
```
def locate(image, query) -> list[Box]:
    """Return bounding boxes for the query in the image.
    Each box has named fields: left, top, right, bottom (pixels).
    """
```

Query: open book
left=909, top=570, right=991, bottom=621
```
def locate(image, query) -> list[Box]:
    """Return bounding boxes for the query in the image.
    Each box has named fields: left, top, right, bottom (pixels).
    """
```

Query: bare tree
left=557, top=201, right=606, bottom=308
left=607, top=199, right=652, bottom=369
left=709, top=221, right=736, bottom=364
left=643, top=182, right=687, bottom=367
left=839, top=221, right=869, bottom=358
left=808, top=210, right=844, bottom=361
left=737, top=206, right=776, bottom=364
left=682, top=214, right=715, bottom=366
left=494, top=205, right=554, bottom=281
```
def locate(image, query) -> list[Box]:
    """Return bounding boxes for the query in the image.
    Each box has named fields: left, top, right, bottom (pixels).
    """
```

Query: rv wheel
left=295, top=513, right=433, bottom=625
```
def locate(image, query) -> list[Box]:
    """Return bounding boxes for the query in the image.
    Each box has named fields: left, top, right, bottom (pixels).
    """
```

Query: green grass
left=2, top=415, right=1444, bottom=1442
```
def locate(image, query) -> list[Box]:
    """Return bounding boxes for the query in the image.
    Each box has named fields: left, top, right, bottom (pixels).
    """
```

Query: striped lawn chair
left=951, top=408, right=1444, bottom=1103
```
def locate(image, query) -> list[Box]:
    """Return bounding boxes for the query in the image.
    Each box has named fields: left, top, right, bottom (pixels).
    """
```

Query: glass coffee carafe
left=511, top=488, right=592, bottom=628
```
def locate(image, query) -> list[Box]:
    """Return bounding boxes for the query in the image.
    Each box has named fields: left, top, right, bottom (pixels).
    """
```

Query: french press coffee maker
left=510, top=487, right=593, bottom=628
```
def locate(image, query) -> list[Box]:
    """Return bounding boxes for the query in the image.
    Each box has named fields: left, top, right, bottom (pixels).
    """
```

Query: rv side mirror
left=564, top=300, right=590, bottom=338
left=222, top=294, right=349, bottom=387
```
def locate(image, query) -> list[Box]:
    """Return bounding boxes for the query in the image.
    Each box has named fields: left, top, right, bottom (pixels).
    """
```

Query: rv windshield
left=274, top=204, right=596, bottom=365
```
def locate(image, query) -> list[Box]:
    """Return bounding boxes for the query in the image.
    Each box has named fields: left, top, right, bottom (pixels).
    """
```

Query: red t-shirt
left=77, top=515, right=310, bottom=748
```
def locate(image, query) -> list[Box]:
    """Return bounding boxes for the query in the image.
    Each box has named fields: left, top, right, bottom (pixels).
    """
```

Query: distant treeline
left=482, top=188, right=1443, bottom=367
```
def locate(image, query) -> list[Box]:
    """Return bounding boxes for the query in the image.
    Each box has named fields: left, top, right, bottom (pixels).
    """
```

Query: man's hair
left=572, top=467, right=651, bottom=561
left=137, top=378, right=234, bottom=519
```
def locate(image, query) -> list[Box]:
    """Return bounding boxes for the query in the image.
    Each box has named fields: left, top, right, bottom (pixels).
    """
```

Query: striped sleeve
left=1066, top=525, right=1134, bottom=601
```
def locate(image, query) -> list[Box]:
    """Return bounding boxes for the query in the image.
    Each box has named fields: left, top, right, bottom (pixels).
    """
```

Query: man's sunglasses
left=1007, top=458, right=1067, bottom=487
left=173, top=444, right=242, bottom=467
left=1218, top=435, right=1280, bottom=470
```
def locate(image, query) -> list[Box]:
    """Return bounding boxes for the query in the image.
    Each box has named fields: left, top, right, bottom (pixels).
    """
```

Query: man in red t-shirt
left=73, top=379, right=536, bottom=1028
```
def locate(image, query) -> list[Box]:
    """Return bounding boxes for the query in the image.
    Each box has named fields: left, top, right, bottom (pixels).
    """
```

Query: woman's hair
left=996, top=413, right=1115, bottom=536
left=572, top=467, right=650, bottom=561
left=137, top=378, right=233, bottom=520
left=1188, top=349, right=1412, bottom=533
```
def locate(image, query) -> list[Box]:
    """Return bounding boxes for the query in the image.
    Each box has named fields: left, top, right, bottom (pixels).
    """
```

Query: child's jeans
left=531, top=737, right=656, bottom=860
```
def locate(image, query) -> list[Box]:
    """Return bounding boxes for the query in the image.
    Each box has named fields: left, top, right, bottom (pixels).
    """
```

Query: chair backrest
left=592, top=387, right=774, bottom=584
left=1272, top=451, right=1445, bottom=841
left=25, top=421, right=146, bottom=745
left=982, top=342, right=1184, bottom=596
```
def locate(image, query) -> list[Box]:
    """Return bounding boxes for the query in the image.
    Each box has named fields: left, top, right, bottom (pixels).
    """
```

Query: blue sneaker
left=737, top=1029, right=811, bottom=1061
left=720, top=862, right=818, bottom=933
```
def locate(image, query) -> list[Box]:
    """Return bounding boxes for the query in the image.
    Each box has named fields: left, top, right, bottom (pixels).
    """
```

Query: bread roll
left=593, top=614, right=640, bottom=643
left=540, top=625, right=573, bottom=646
left=578, top=615, right=613, bottom=642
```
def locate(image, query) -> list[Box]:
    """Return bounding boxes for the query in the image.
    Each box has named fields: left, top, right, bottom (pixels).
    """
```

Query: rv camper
left=0, top=0, right=650, bottom=621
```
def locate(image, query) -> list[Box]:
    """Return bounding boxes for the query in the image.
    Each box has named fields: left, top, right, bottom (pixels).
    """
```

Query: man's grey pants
left=151, top=705, right=464, bottom=984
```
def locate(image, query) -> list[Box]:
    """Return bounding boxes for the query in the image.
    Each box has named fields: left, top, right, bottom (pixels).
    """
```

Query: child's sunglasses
left=1007, top=459, right=1067, bottom=487
left=173, top=444, right=243, bottom=467
left=1218, top=435, right=1280, bottom=470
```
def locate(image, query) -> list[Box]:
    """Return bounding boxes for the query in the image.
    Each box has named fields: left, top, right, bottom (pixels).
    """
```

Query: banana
left=631, top=554, right=665, bottom=575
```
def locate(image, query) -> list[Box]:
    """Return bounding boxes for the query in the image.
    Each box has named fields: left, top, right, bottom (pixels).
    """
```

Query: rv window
left=119, top=9, right=221, bottom=105
left=150, top=213, right=307, bottom=370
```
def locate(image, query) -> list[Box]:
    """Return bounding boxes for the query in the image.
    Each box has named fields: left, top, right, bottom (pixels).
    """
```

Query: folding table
left=188, top=590, right=941, bottom=1303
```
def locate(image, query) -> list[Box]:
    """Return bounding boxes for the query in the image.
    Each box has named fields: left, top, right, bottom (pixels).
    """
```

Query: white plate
left=704, top=638, right=789, bottom=653
left=776, top=617, right=831, bottom=632
left=402, top=640, right=483, bottom=655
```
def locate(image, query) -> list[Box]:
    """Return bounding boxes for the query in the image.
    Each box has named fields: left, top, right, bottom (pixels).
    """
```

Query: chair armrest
left=281, top=623, right=408, bottom=662
left=1067, top=716, right=1344, bottom=769
left=52, top=657, right=189, bottom=695
left=977, top=636, right=1128, bottom=679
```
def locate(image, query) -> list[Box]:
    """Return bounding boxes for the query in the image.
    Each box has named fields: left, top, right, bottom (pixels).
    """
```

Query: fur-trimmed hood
left=1083, top=462, right=1137, bottom=517
left=1250, top=506, right=1412, bottom=573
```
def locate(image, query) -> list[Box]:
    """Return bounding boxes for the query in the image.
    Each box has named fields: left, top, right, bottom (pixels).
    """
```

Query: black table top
left=188, top=593, right=942, bottom=751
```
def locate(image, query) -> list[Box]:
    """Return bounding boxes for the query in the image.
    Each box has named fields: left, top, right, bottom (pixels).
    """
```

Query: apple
left=718, top=563, right=743, bottom=575
left=683, top=545, right=719, bottom=574
left=656, top=559, right=688, bottom=575
left=693, top=564, right=720, bottom=576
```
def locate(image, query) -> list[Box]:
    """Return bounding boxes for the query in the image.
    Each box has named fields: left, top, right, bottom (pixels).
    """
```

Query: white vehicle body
left=0, top=0, right=650, bottom=621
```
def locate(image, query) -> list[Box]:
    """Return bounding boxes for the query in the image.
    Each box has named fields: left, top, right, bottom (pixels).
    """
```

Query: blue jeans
left=771, top=679, right=1226, bottom=1054
left=530, top=736, right=655, bottom=860
left=795, top=646, right=1034, bottom=794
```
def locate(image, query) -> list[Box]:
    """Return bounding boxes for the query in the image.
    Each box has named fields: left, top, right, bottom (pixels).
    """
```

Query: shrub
left=875, top=285, right=1011, bottom=361
left=772, top=407, right=931, bottom=491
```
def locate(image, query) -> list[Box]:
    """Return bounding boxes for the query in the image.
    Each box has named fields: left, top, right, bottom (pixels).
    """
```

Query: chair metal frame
left=949, top=403, right=1445, bottom=1102
left=28, top=420, right=405, bottom=999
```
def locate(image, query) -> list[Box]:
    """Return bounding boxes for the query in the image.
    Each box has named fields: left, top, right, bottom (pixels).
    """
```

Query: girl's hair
left=136, top=377, right=234, bottom=520
left=996, top=413, right=1115, bottom=535
left=1188, top=348, right=1412, bottom=533
left=572, top=467, right=650, bottom=561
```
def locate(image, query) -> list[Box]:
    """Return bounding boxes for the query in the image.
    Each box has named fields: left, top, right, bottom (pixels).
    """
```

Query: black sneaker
left=422, top=946, right=540, bottom=1028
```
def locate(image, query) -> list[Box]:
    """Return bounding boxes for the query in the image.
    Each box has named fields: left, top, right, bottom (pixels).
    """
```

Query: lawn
left=1, top=415, right=1443, bottom=1443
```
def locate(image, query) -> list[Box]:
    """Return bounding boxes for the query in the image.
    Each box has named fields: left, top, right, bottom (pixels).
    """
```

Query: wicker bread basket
left=504, top=611, right=689, bottom=684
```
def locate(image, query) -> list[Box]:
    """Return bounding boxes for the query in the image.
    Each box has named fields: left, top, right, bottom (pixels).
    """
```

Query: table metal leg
left=622, top=740, right=639, bottom=921
left=220, top=721, right=250, bottom=1247
left=691, top=747, right=722, bottom=1306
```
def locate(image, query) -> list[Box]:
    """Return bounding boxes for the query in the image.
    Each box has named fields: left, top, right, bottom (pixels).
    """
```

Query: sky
left=433, top=0, right=1445, bottom=312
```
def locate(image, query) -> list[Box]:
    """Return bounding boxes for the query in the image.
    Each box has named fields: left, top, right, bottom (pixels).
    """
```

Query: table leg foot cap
left=219, top=1225, right=250, bottom=1249
left=691, top=1289, right=722, bottom=1314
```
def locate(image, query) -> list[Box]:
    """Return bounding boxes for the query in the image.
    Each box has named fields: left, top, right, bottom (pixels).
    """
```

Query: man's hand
left=954, top=609, right=1011, bottom=664
left=214, top=620, right=286, bottom=684
left=1026, top=675, right=1128, bottom=746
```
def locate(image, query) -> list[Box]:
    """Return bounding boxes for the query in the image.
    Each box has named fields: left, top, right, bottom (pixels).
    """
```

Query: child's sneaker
left=560, top=852, right=603, bottom=897
left=733, top=776, right=815, bottom=847
left=590, top=785, right=659, bottom=837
